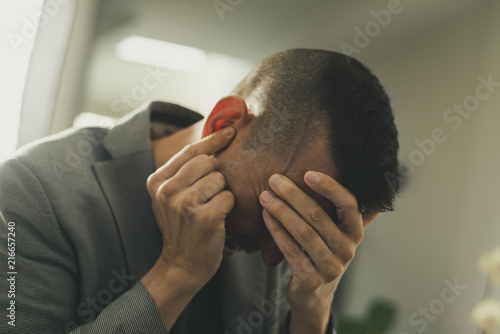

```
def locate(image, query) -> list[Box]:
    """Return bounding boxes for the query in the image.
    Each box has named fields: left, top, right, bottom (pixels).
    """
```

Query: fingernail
left=223, top=127, right=235, bottom=137
left=269, top=174, right=283, bottom=187
left=263, top=209, right=270, bottom=218
left=260, top=190, right=274, bottom=203
left=305, top=171, right=320, bottom=184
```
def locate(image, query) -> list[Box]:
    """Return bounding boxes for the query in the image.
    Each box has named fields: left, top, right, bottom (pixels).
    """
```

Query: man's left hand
left=259, top=171, right=380, bottom=332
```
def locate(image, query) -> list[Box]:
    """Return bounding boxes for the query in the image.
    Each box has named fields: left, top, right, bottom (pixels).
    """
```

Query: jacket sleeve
left=0, top=158, right=168, bottom=334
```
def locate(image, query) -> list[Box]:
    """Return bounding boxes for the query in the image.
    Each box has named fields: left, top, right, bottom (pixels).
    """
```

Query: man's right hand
left=146, top=126, right=236, bottom=288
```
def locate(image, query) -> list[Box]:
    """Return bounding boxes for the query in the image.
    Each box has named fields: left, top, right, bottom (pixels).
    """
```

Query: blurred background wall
left=2, top=0, right=499, bottom=333
left=340, top=2, right=500, bottom=333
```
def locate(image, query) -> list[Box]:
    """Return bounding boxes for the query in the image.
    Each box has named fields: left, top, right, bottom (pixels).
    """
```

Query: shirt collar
left=102, top=101, right=204, bottom=159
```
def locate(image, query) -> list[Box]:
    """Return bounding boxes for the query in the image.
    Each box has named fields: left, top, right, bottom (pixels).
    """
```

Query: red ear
left=201, top=96, right=246, bottom=138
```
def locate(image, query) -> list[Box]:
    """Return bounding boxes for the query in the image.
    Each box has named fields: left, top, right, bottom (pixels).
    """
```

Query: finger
left=260, top=190, right=353, bottom=266
left=203, top=189, right=235, bottom=223
left=189, top=171, right=226, bottom=204
left=173, top=154, right=217, bottom=187
left=304, top=171, right=363, bottom=241
left=261, top=209, right=323, bottom=287
left=155, top=127, right=236, bottom=179
left=267, top=174, right=339, bottom=243
left=148, top=154, right=216, bottom=196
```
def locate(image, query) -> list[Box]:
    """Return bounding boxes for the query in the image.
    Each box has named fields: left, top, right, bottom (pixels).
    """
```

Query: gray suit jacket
left=0, top=102, right=335, bottom=333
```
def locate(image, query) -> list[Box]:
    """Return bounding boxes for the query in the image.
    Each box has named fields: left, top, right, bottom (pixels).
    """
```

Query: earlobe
left=201, top=95, right=248, bottom=138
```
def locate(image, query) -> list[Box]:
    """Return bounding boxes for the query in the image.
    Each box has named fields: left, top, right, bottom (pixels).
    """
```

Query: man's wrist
left=140, top=257, right=204, bottom=330
left=157, top=254, right=207, bottom=289
left=288, top=307, right=331, bottom=334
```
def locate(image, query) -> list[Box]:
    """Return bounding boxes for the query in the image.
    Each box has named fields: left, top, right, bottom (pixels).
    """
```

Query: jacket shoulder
left=8, top=126, right=110, bottom=182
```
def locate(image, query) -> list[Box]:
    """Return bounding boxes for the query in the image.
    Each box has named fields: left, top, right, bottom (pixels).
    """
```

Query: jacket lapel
left=90, top=102, right=203, bottom=281
left=92, top=152, right=161, bottom=281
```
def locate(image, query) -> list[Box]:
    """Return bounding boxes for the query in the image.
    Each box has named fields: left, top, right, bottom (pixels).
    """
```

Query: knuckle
left=307, top=275, right=324, bottom=290
left=220, top=190, right=235, bottom=213
left=284, top=243, right=302, bottom=258
left=325, top=264, right=343, bottom=281
left=298, top=224, right=316, bottom=241
left=157, top=181, right=175, bottom=201
left=343, top=195, right=359, bottom=211
left=146, top=173, right=158, bottom=194
left=197, top=209, right=213, bottom=223
left=182, top=143, right=198, bottom=159
left=337, top=242, right=355, bottom=262
left=201, top=185, right=211, bottom=199
left=321, top=180, right=335, bottom=194
left=297, top=274, right=322, bottom=292
left=311, top=245, right=330, bottom=263
left=353, top=229, right=364, bottom=244
left=282, top=183, right=296, bottom=198
left=323, top=271, right=336, bottom=283
left=336, top=242, right=348, bottom=255
left=180, top=192, right=196, bottom=207
left=326, top=238, right=341, bottom=251
left=345, top=247, right=356, bottom=262
left=308, top=206, right=326, bottom=224
left=206, top=190, right=234, bottom=218
left=211, top=171, right=226, bottom=187
left=202, top=185, right=216, bottom=201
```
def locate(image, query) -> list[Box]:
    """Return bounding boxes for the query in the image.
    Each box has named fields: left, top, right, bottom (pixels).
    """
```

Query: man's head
left=201, top=48, right=400, bottom=266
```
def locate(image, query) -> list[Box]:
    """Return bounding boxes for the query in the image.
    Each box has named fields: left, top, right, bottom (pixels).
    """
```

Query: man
left=0, top=48, right=399, bottom=333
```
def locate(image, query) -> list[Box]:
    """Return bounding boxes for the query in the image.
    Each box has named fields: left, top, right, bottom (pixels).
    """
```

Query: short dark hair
left=234, top=48, right=400, bottom=212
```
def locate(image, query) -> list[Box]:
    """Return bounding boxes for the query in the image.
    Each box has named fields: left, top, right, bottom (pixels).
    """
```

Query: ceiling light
left=115, top=35, right=207, bottom=74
